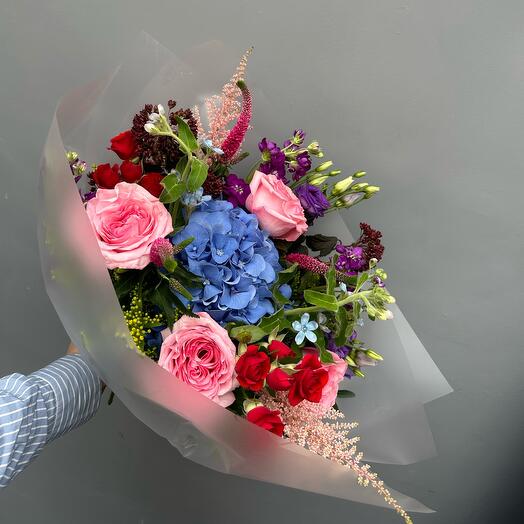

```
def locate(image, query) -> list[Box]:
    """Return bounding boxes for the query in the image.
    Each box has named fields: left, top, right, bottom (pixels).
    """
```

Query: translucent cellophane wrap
left=38, top=33, right=450, bottom=515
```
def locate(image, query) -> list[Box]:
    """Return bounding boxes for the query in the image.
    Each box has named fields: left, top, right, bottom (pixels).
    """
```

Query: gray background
left=0, top=0, right=523, bottom=522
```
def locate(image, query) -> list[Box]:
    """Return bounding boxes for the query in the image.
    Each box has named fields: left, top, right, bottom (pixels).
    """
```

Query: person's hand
left=67, top=343, right=80, bottom=356
left=67, top=342, right=106, bottom=392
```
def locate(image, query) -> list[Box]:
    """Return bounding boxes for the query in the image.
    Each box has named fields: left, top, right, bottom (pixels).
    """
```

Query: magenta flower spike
left=220, top=80, right=252, bottom=161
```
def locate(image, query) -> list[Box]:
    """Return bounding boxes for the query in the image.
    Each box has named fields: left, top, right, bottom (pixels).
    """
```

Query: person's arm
left=0, top=351, right=101, bottom=488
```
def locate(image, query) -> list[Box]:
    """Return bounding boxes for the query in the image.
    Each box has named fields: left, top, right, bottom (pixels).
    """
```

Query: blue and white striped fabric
left=0, top=354, right=101, bottom=487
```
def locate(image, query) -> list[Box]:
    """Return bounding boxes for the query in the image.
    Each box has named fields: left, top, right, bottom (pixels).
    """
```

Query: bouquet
left=39, top=36, right=451, bottom=522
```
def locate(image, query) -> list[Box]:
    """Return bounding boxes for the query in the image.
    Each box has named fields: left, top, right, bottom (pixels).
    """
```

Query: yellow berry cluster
left=123, top=288, right=163, bottom=357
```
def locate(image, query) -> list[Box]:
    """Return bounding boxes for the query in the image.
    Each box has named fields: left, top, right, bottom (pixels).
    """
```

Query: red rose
left=139, top=173, right=164, bottom=198
left=235, top=345, right=271, bottom=391
left=92, top=163, right=120, bottom=189
left=288, top=353, right=329, bottom=406
left=246, top=406, right=284, bottom=437
left=120, top=160, right=143, bottom=183
left=268, top=339, right=295, bottom=361
left=109, top=130, right=137, bottom=160
left=266, top=368, right=293, bottom=391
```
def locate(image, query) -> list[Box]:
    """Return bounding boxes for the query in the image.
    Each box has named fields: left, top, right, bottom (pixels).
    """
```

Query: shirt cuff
left=31, top=354, right=101, bottom=442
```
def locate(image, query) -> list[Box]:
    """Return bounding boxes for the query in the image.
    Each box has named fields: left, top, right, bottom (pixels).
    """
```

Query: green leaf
left=187, top=158, right=208, bottom=192
left=163, top=258, right=178, bottom=273
left=160, top=172, right=185, bottom=203
left=175, top=156, right=188, bottom=174
left=303, top=290, right=339, bottom=312
left=356, top=271, right=369, bottom=291
left=337, top=390, right=355, bottom=398
left=335, top=306, right=350, bottom=346
left=305, top=234, right=339, bottom=256
left=229, top=324, right=266, bottom=344
left=315, top=335, right=334, bottom=364
left=257, top=309, right=291, bottom=334
left=174, top=115, right=198, bottom=152
left=150, top=282, right=178, bottom=327
left=112, top=270, right=140, bottom=300
left=325, top=262, right=336, bottom=296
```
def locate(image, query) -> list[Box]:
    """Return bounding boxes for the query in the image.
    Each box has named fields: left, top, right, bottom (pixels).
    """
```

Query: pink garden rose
left=158, top=312, right=237, bottom=407
left=245, top=170, right=308, bottom=241
left=319, top=351, right=348, bottom=411
left=86, top=182, right=173, bottom=270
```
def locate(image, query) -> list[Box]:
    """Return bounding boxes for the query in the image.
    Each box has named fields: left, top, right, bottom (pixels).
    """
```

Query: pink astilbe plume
left=220, top=80, right=252, bottom=161
left=203, top=48, right=253, bottom=145
left=260, top=391, right=413, bottom=524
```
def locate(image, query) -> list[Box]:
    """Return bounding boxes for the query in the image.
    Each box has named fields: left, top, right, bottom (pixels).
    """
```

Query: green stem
left=283, top=290, right=370, bottom=317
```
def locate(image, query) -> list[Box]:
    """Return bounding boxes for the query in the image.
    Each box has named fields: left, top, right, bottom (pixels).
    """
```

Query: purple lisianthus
left=224, top=174, right=250, bottom=207
left=295, top=184, right=330, bottom=220
left=335, top=244, right=367, bottom=274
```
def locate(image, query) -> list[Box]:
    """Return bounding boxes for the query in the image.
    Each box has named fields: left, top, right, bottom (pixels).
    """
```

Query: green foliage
left=174, top=115, right=198, bottom=153
left=337, top=390, right=355, bottom=398
left=187, top=158, right=208, bottom=192
left=229, top=324, right=267, bottom=344
left=305, top=234, right=338, bottom=256
left=303, top=290, right=339, bottom=312
left=160, top=172, right=185, bottom=204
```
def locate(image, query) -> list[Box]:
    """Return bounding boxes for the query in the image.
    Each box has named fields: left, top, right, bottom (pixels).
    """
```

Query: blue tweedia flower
left=172, top=199, right=281, bottom=324
left=292, top=313, right=318, bottom=345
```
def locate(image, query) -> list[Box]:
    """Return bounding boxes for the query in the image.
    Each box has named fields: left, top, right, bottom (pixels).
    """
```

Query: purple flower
left=335, top=245, right=367, bottom=274
left=258, top=138, right=286, bottom=181
left=327, top=334, right=350, bottom=359
left=224, top=174, right=250, bottom=207
left=289, top=151, right=311, bottom=181
left=295, top=184, right=330, bottom=220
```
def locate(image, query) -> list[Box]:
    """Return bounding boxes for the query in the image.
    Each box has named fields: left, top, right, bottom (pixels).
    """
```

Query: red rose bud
left=109, top=130, right=137, bottom=160
left=139, top=172, right=164, bottom=198
left=92, top=163, right=120, bottom=189
left=266, top=368, right=293, bottom=391
left=288, top=353, right=329, bottom=406
left=246, top=406, right=284, bottom=437
left=235, top=345, right=271, bottom=392
left=120, top=160, right=143, bottom=183
left=268, top=339, right=295, bottom=361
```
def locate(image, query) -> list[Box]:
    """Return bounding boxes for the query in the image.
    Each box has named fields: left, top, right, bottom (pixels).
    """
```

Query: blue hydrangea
left=172, top=199, right=281, bottom=324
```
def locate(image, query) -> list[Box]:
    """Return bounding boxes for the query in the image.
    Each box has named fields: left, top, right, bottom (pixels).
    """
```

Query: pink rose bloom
left=303, top=348, right=347, bottom=411
left=245, top=170, right=308, bottom=241
left=320, top=351, right=348, bottom=411
left=86, top=182, right=173, bottom=270
left=158, top=312, right=237, bottom=407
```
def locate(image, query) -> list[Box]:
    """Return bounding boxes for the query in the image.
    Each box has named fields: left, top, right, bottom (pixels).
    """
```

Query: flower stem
left=283, top=290, right=369, bottom=317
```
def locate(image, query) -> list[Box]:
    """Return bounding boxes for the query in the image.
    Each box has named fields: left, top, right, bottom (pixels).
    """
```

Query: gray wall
left=1, top=1, right=523, bottom=522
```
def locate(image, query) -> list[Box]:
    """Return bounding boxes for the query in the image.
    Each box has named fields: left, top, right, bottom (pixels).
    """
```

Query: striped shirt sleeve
left=0, top=354, right=101, bottom=488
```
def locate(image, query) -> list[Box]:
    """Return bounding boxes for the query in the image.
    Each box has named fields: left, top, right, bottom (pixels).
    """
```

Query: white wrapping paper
left=38, top=33, right=450, bottom=515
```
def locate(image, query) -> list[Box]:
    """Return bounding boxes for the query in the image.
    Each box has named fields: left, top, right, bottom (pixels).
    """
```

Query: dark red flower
left=266, top=368, right=293, bottom=391
left=92, top=163, right=120, bottom=189
left=120, top=160, right=143, bottom=183
left=268, top=340, right=295, bottom=361
left=109, top=130, right=138, bottom=160
left=139, top=172, right=164, bottom=198
left=288, top=353, right=329, bottom=406
left=246, top=406, right=284, bottom=437
left=235, top=345, right=271, bottom=391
